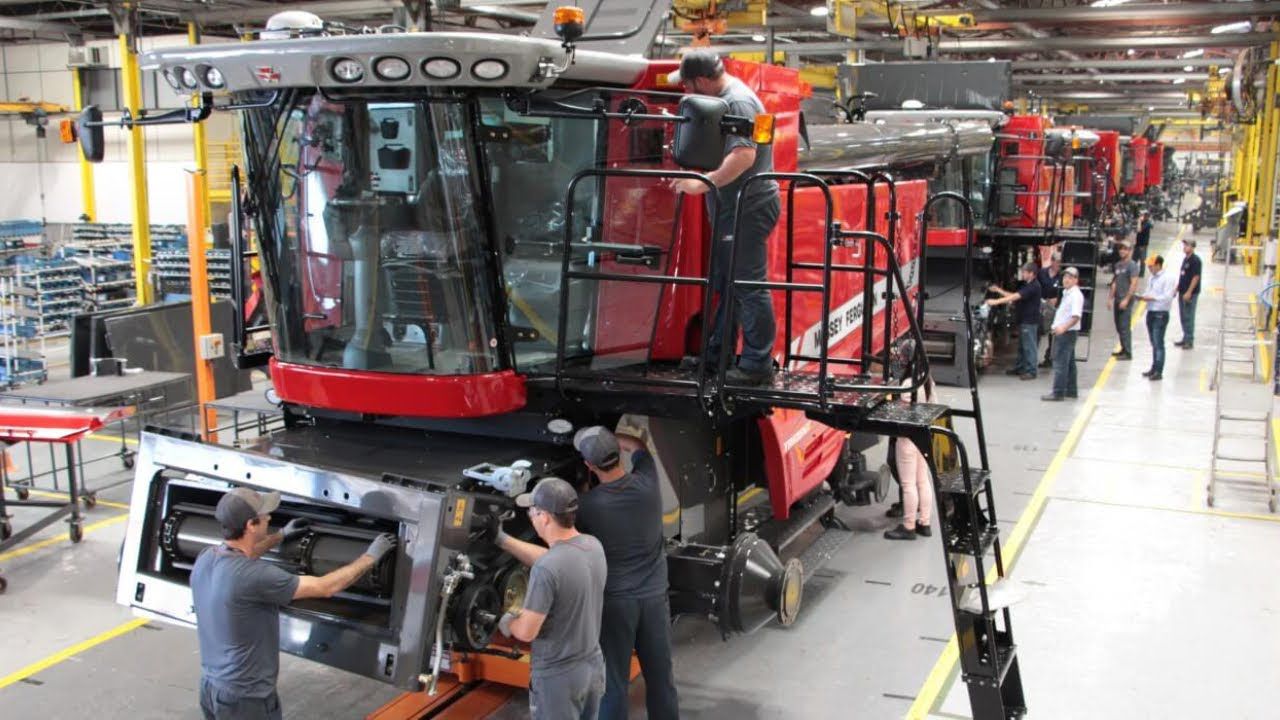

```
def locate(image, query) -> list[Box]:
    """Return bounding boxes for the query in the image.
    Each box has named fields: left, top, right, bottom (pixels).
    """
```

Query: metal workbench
left=207, top=386, right=284, bottom=446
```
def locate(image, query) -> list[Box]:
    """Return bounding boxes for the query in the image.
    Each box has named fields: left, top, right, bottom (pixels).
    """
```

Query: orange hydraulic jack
left=367, top=646, right=640, bottom=720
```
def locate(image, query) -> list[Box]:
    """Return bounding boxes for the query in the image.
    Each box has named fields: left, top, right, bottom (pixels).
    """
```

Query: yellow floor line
left=84, top=433, right=140, bottom=447
left=0, top=617, right=149, bottom=691
left=21, top=488, right=130, bottom=511
left=907, top=229, right=1185, bottom=719
left=1063, top=494, right=1280, bottom=524
left=0, top=513, right=128, bottom=563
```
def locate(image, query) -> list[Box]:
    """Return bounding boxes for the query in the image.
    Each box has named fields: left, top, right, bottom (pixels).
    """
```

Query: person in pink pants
left=885, top=377, right=936, bottom=541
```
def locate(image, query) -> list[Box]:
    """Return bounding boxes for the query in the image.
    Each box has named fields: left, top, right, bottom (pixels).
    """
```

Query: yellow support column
left=120, top=32, right=152, bottom=305
left=188, top=23, right=211, bottom=226
left=70, top=68, right=96, bottom=222
left=186, top=171, right=218, bottom=441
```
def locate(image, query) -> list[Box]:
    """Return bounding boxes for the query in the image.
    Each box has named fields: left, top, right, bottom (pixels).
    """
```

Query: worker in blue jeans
left=986, top=262, right=1042, bottom=380
left=575, top=426, right=680, bottom=720
left=1174, top=238, right=1202, bottom=349
left=1139, top=255, right=1178, bottom=381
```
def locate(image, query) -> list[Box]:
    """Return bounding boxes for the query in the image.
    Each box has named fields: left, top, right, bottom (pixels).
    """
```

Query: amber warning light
left=553, top=6, right=585, bottom=44
left=58, top=118, right=76, bottom=144
left=752, top=114, right=776, bottom=145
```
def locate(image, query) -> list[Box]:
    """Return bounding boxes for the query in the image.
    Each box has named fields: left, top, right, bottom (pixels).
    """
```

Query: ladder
left=1207, top=232, right=1278, bottom=511
left=1060, top=232, right=1101, bottom=363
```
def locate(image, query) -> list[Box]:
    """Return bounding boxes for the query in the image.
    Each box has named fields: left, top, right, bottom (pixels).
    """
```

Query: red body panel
left=1124, top=137, right=1149, bottom=196
left=1086, top=130, right=1121, bottom=201
left=995, top=115, right=1053, bottom=228
left=925, top=228, right=970, bottom=247
left=1146, top=142, right=1164, bottom=189
left=0, top=405, right=134, bottom=443
left=271, top=360, right=527, bottom=417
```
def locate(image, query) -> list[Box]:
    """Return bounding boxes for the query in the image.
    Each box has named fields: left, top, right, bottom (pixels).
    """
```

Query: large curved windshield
left=243, top=92, right=501, bottom=374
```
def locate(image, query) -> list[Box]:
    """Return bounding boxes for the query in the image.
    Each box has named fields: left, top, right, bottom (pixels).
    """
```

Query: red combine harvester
left=80, top=9, right=1025, bottom=719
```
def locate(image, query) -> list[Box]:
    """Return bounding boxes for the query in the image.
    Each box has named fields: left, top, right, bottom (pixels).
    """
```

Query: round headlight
left=422, top=57, right=461, bottom=80
left=175, top=66, right=199, bottom=89
left=373, top=56, right=411, bottom=81
left=330, top=57, right=365, bottom=83
left=471, top=59, right=508, bottom=81
left=161, top=68, right=181, bottom=91
left=200, top=65, right=225, bottom=89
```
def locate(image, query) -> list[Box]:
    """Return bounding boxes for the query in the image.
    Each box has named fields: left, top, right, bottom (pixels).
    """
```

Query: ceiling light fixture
left=1211, top=21, right=1251, bottom=35
left=1181, top=48, right=1204, bottom=59
left=1089, top=0, right=1131, bottom=7
left=810, top=5, right=829, bottom=17
left=1127, top=49, right=1136, bottom=56
left=752, top=34, right=766, bottom=42
left=1173, top=78, right=1186, bottom=85
left=1183, top=65, right=1194, bottom=72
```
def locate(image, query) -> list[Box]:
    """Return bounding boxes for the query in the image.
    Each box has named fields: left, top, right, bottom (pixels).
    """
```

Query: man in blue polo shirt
left=986, top=262, right=1042, bottom=380
left=575, top=426, right=679, bottom=720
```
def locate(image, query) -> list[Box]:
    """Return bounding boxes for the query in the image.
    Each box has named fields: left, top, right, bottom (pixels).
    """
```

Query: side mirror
left=672, top=95, right=727, bottom=171
left=78, top=105, right=105, bottom=163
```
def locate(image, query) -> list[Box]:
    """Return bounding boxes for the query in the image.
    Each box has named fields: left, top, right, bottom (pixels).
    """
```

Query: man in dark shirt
left=191, top=488, right=397, bottom=720
left=1135, top=212, right=1153, bottom=276
left=1109, top=241, right=1140, bottom=359
left=575, top=426, right=679, bottom=720
left=1175, top=237, right=1203, bottom=349
left=669, top=50, right=781, bottom=386
left=1036, top=252, right=1062, bottom=368
left=986, top=262, right=1042, bottom=379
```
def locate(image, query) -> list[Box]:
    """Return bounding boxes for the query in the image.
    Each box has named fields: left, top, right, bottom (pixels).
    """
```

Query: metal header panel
left=839, top=61, right=1012, bottom=111
left=140, top=32, right=650, bottom=94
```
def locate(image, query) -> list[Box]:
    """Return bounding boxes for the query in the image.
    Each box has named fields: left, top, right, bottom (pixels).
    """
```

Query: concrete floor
left=2, top=222, right=1278, bottom=719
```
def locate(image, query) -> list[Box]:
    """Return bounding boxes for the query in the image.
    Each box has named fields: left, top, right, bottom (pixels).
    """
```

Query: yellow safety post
left=70, top=68, right=95, bottom=222
left=186, top=171, right=218, bottom=442
left=120, top=32, right=152, bottom=304
left=188, top=23, right=211, bottom=226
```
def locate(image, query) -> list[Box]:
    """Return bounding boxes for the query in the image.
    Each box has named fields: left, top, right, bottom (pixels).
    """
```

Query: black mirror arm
left=84, top=92, right=214, bottom=130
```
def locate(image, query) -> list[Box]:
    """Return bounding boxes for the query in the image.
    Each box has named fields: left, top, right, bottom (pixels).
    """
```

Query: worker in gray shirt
left=575, top=426, right=679, bottom=720
left=1109, top=241, right=1139, bottom=360
left=190, top=488, right=397, bottom=720
left=669, top=49, right=781, bottom=386
left=494, top=477, right=608, bottom=720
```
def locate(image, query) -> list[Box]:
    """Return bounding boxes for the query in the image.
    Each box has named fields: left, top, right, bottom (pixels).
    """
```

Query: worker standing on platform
left=1042, top=267, right=1083, bottom=402
left=1108, top=242, right=1140, bottom=360
left=1175, top=238, right=1202, bottom=349
left=668, top=49, right=781, bottom=386
left=1139, top=255, right=1178, bottom=381
left=493, top=478, right=608, bottom=720
left=985, top=262, right=1042, bottom=380
left=191, top=488, right=397, bottom=720
left=575, top=426, right=681, bottom=720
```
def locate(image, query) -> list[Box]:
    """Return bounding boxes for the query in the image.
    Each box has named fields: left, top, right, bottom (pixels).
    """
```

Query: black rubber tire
left=1, top=520, right=11, bottom=540
left=0, top=575, right=7, bottom=594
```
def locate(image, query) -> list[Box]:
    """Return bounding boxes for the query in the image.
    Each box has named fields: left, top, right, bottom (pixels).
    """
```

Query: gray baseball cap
left=215, top=487, right=281, bottom=531
left=515, top=477, right=580, bottom=514
left=1063, top=266, right=1079, bottom=277
left=668, top=50, right=724, bottom=84
left=573, top=426, right=621, bottom=467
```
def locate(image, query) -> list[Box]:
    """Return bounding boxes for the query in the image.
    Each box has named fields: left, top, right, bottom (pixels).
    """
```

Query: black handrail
left=553, top=168, right=719, bottom=404
left=918, top=191, right=990, bottom=472
left=869, top=170, right=899, bottom=382
left=804, top=170, right=877, bottom=374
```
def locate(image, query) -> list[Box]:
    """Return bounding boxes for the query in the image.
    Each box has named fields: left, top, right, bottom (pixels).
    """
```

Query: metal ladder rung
left=1216, top=433, right=1268, bottom=440
left=1220, top=412, right=1269, bottom=422
left=1215, top=453, right=1267, bottom=463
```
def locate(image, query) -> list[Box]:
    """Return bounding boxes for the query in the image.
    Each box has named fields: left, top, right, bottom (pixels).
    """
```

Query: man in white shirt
left=1042, top=266, right=1084, bottom=401
left=1138, top=255, right=1178, bottom=381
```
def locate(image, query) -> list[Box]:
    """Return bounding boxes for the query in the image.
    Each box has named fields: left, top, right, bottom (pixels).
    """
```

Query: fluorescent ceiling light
left=1147, top=106, right=1155, bottom=111
left=1211, top=21, right=1251, bottom=35
left=1183, top=65, right=1194, bottom=72
left=1127, top=49, right=1136, bottom=56
left=810, top=5, right=829, bottom=16
left=1181, top=48, right=1204, bottom=58
left=751, top=34, right=766, bottom=41
left=1090, top=0, right=1130, bottom=7
left=1173, top=78, right=1186, bottom=85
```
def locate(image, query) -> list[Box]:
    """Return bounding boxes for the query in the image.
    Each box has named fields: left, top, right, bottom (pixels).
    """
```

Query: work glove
left=280, top=518, right=312, bottom=542
left=364, top=533, right=398, bottom=563
left=498, top=610, right=519, bottom=638
left=485, top=511, right=511, bottom=547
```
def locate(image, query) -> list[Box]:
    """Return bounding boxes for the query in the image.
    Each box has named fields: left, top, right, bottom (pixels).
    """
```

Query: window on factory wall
left=244, top=91, right=502, bottom=375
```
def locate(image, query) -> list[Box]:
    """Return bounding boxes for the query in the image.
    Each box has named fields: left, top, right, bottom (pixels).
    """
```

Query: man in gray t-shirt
left=191, top=488, right=396, bottom=720
left=494, top=477, right=607, bottom=720
left=669, top=50, right=781, bottom=386
left=1108, top=241, right=1140, bottom=360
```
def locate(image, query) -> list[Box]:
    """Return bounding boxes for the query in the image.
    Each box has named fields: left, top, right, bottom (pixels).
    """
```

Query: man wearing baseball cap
left=1042, top=266, right=1084, bottom=401
left=1174, top=237, right=1202, bottom=349
left=668, top=49, right=781, bottom=386
left=190, top=488, right=397, bottom=720
left=493, top=477, right=607, bottom=719
left=575, top=426, right=679, bottom=720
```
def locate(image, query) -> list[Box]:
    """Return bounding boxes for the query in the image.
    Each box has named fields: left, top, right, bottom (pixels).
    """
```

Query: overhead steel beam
left=0, top=15, right=82, bottom=35
left=1021, top=90, right=1189, bottom=99
left=916, top=2, right=1280, bottom=26
left=700, top=32, right=1275, bottom=56
left=1014, top=58, right=1223, bottom=71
